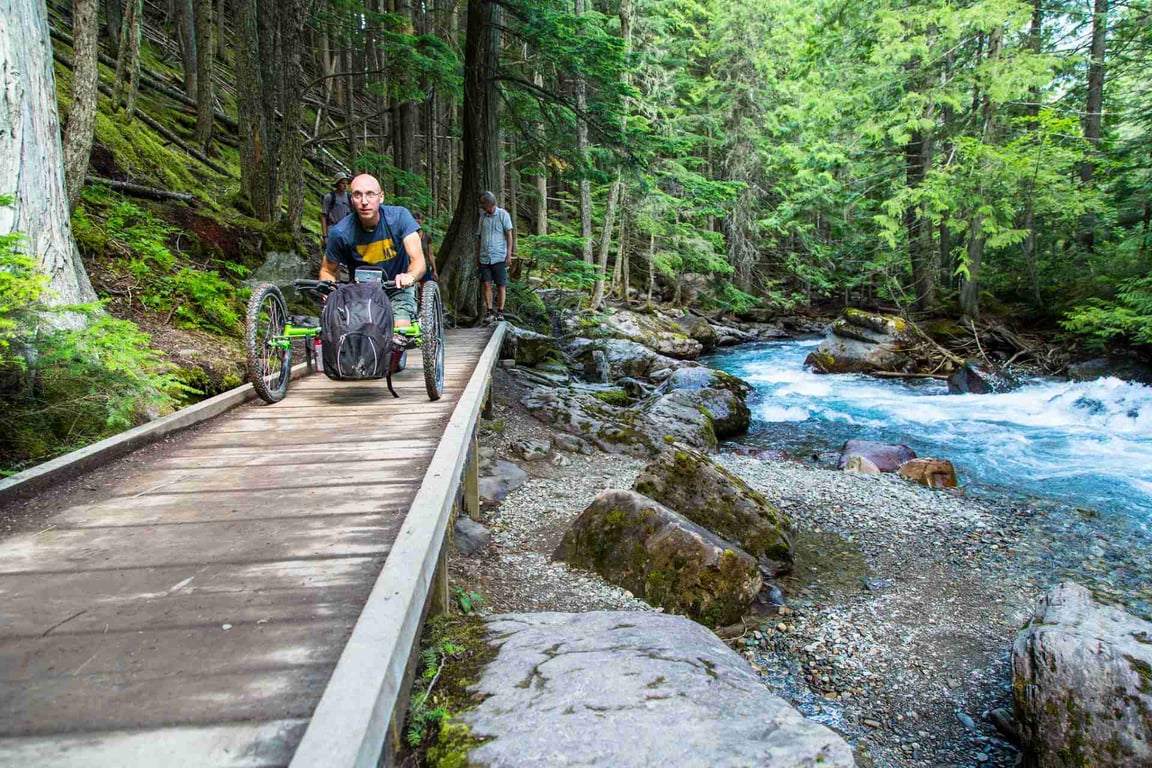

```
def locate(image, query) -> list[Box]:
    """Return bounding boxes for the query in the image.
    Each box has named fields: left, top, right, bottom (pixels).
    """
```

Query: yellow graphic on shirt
left=356, top=238, right=397, bottom=265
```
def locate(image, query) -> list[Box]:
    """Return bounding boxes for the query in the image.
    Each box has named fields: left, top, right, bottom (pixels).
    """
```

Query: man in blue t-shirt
left=321, top=174, right=427, bottom=328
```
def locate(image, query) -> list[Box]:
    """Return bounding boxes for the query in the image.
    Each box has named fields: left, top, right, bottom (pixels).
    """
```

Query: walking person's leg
left=494, top=262, right=508, bottom=320
left=479, top=263, right=495, bottom=321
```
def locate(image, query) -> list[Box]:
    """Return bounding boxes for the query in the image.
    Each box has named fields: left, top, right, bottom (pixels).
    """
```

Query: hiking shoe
left=495, top=311, right=506, bottom=322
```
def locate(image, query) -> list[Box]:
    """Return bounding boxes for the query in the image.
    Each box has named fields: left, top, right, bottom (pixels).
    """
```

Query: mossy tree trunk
left=63, top=0, right=100, bottom=212
left=278, top=0, right=305, bottom=231
left=574, top=0, right=592, bottom=265
left=104, top=0, right=121, bottom=51
left=0, top=0, right=98, bottom=325
left=438, top=0, right=501, bottom=324
left=193, top=0, right=214, bottom=152
left=234, top=0, right=284, bottom=220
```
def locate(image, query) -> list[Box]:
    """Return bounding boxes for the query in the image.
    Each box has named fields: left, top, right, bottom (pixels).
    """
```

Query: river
left=705, top=338, right=1152, bottom=524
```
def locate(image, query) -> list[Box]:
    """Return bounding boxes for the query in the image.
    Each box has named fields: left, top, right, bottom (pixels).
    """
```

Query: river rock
left=843, top=455, right=881, bottom=474
left=436, top=611, right=855, bottom=768
left=947, top=359, right=1018, bottom=394
left=898, top=458, right=958, bottom=488
left=804, top=308, right=918, bottom=374
left=673, top=313, right=719, bottom=351
left=1067, top=356, right=1152, bottom=385
left=837, top=439, right=916, bottom=472
left=454, top=516, right=492, bottom=556
left=712, top=322, right=756, bottom=347
left=555, top=490, right=762, bottom=625
left=511, top=439, right=551, bottom=461
left=521, top=388, right=656, bottom=456
left=479, top=460, right=529, bottom=506
left=501, top=325, right=561, bottom=368
left=633, top=445, right=792, bottom=574
left=645, top=367, right=752, bottom=440
left=553, top=432, right=595, bottom=455
left=1013, top=582, right=1152, bottom=767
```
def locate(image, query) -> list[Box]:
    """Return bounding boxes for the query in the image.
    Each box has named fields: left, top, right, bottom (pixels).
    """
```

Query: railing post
left=463, top=429, right=480, bottom=521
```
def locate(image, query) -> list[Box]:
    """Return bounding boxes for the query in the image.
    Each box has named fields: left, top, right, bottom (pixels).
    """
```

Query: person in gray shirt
left=320, top=175, right=352, bottom=248
left=474, top=190, right=514, bottom=322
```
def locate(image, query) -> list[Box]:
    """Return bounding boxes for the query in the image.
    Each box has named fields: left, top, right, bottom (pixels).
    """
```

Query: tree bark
left=591, top=170, right=621, bottom=308
left=574, top=0, right=592, bottom=264
left=1078, top=0, right=1107, bottom=251
left=193, top=0, right=214, bottom=152
left=112, top=0, right=143, bottom=118
left=278, top=0, right=305, bottom=230
left=438, top=0, right=501, bottom=323
left=105, top=0, right=121, bottom=51
left=1, top=0, right=98, bottom=324
left=174, top=0, right=198, bottom=98
left=63, top=0, right=100, bottom=212
left=1022, top=0, right=1043, bottom=305
left=234, top=0, right=270, bottom=218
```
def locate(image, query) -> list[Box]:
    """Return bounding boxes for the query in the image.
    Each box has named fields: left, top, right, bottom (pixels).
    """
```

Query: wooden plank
left=45, top=485, right=419, bottom=527
left=0, top=514, right=403, bottom=574
left=80, top=469, right=426, bottom=497
left=0, top=720, right=309, bottom=768
left=154, top=446, right=435, bottom=471
left=0, top=666, right=332, bottom=736
left=0, top=558, right=378, bottom=637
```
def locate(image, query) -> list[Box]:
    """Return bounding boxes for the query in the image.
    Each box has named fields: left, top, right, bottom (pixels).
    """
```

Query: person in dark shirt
left=320, top=176, right=352, bottom=248
left=321, top=174, right=426, bottom=328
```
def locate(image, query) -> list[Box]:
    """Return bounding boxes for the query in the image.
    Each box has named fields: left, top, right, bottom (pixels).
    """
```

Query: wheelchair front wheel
left=245, top=283, right=292, bottom=403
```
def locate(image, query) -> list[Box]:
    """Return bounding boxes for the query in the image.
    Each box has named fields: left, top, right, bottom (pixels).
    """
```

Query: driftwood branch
left=89, top=177, right=195, bottom=202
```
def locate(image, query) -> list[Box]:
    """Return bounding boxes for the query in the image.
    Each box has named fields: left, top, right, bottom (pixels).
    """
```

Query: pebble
left=956, top=710, right=978, bottom=732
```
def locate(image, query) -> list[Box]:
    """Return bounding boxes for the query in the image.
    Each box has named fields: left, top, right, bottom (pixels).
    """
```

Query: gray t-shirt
left=322, top=191, right=352, bottom=227
left=475, top=206, right=513, bottom=264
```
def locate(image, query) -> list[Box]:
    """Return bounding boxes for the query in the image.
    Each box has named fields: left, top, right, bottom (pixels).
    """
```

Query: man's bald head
left=349, top=174, right=384, bottom=227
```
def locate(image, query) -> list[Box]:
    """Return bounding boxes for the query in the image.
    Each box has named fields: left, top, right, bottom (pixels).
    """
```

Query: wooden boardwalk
left=0, top=326, right=502, bottom=767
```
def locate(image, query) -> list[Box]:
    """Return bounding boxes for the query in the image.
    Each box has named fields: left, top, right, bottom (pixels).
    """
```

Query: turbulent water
left=706, top=339, right=1152, bottom=523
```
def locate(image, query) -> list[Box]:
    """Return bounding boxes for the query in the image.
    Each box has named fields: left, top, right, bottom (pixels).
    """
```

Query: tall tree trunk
left=1078, top=0, right=1107, bottom=250
left=1, top=0, right=98, bottom=323
left=591, top=171, right=621, bottom=308
left=905, top=129, right=932, bottom=311
left=438, top=0, right=500, bottom=323
left=532, top=65, right=548, bottom=235
left=174, top=0, right=198, bottom=97
left=398, top=0, right=418, bottom=174
left=645, top=231, right=655, bottom=307
left=235, top=0, right=271, bottom=218
left=193, top=0, right=214, bottom=152
left=574, top=0, right=592, bottom=264
left=215, top=0, right=225, bottom=60
left=278, top=0, right=305, bottom=230
left=112, top=0, right=143, bottom=118
left=63, top=0, right=100, bottom=211
left=256, top=0, right=282, bottom=216
left=437, top=0, right=497, bottom=322
left=1021, top=0, right=1043, bottom=305
left=343, top=31, right=359, bottom=172
left=104, top=0, right=121, bottom=51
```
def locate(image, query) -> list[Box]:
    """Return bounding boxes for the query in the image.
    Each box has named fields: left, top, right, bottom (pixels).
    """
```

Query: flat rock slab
left=454, top=611, right=855, bottom=767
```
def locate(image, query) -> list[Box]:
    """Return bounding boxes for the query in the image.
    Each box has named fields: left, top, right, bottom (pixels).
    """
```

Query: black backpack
left=321, top=282, right=393, bottom=380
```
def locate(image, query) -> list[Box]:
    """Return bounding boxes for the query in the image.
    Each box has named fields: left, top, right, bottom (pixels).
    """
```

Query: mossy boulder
left=1013, top=582, right=1152, bottom=767
left=566, top=337, right=695, bottom=383
left=804, top=308, right=919, bottom=374
left=555, top=490, right=762, bottom=626
left=673, top=313, right=719, bottom=351
left=560, top=307, right=703, bottom=360
left=633, top=445, right=793, bottom=575
left=644, top=367, right=752, bottom=440
left=501, top=325, right=561, bottom=368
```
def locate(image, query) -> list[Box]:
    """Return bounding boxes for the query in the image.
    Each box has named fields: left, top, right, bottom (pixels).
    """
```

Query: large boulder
left=836, top=439, right=916, bottom=473
left=633, top=445, right=792, bottom=574
left=1013, top=582, right=1152, bottom=768
left=435, top=611, right=855, bottom=768
left=644, top=367, right=752, bottom=441
left=522, top=368, right=753, bottom=455
left=804, top=308, right=919, bottom=374
left=1067, top=357, right=1152, bottom=386
left=712, top=322, right=756, bottom=347
left=566, top=337, right=697, bottom=383
left=562, top=307, right=703, bottom=360
left=555, top=490, right=762, bottom=625
left=479, top=460, right=529, bottom=506
left=502, top=325, right=561, bottom=368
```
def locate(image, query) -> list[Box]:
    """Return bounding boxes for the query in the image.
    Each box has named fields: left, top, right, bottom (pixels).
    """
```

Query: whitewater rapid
left=706, top=340, right=1152, bottom=520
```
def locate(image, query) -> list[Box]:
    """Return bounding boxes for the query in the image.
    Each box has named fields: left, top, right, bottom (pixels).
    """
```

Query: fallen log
left=88, top=177, right=195, bottom=202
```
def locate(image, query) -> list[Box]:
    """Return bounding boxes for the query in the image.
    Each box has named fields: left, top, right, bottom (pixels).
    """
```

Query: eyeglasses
left=350, top=191, right=381, bottom=202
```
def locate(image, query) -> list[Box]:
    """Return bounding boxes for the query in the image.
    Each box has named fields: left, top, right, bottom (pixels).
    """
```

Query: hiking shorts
left=388, top=286, right=417, bottom=323
left=479, top=261, right=508, bottom=287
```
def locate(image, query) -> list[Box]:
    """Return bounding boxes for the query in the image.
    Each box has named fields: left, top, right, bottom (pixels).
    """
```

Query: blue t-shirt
left=324, top=205, right=420, bottom=280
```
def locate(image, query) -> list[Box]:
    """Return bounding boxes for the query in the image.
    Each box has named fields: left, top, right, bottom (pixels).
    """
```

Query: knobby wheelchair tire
left=245, top=283, right=292, bottom=403
left=420, top=282, right=446, bottom=400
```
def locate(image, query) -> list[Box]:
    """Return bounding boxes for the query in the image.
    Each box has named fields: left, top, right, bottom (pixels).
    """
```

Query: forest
left=1, top=0, right=1151, bottom=472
